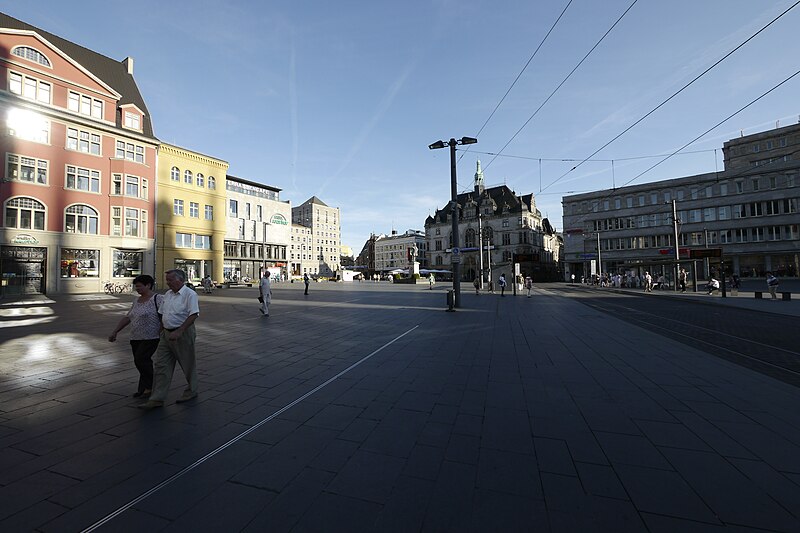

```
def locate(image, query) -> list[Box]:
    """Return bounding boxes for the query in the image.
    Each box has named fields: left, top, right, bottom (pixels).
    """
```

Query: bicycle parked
left=103, top=281, right=132, bottom=295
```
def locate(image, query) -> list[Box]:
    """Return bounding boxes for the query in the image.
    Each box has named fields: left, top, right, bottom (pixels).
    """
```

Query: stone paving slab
left=1, top=282, right=800, bottom=531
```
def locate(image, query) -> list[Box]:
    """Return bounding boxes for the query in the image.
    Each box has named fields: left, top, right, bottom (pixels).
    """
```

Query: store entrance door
left=1, top=246, right=47, bottom=296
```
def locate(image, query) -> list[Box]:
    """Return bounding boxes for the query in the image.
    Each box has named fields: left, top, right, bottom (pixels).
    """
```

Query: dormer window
left=124, top=111, right=140, bottom=130
left=12, top=46, right=51, bottom=67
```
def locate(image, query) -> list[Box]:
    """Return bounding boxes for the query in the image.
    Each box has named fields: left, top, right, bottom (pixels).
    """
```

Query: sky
left=7, top=1, right=800, bottom=253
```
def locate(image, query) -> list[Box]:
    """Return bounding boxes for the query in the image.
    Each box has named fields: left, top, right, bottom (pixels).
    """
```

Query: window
left=502, top=233, right=511, bottom=245
left=12, top=46, right=51, bottom=67
left=502, top=219, right=509, bottom=228
left=720, top=230, right=732, bottom=244
left=229, top=200, right=238, bottom=218
left=196, top=173, right=204, bottom=187
left=705, top=186, right=713, bottom=198
left=650, top=193, right=658, bottom=204
left=125, top=175, right=147, bottom=198
left=435, top=240, right=442, bottom=251
left=7, top=108, right=50, bottom=144
left=66, top=166, right=100, bottom=193
left=751, top=227, right=764, bottom=242
left=688, top=209, right=701, bottom=223
left=502, top=251, right=512, bottom=262
left=173, top=199, right=184, bottom=216
left=735, top=181, right=744, bottom=194
left=5, top=197, right=45, bottom=230
left=664, top=191, right=671, bottom=203
left=735, top=229, right=748, bottom=243
left=464, top=228, right=476, bottom=248
left=768, top=226, right=781, bottom=241
left=690, top=188, right=698, bottom=200
left=189, top=202, right=199, bottom=218
left=176, top=232, right=193, bottom=248
left=675, top=190, right=685, bottom=201
left=256, top=205, right=262, bottom=221
left=718, top=206, right=731, bottom=220
left=766, top=200, right=780, bottom=216
left=603, top=200, right=609, bottom=211
left=734, top=204, right=746, bottom=218
left=626, top=197, right=633, bottom=208
left=9, top=72, right=51, bottom=103
left=6, top=154, right=47, bottom=184
left=435, top=256, right=443, bottom=266
left=204, top=205, right=213, bottom=220
left=787, top=225, right=799, bottom=240
left=703, top=208, right=716, bottom=222
left=751, top=178, right=760, bottom=192
left=195, top=235, right=211, bottom=249
left=184, top=170, right=193, bottom=184
left=749, top=202, right=763, bottom=217
left=65, top=204, right=98, bottom=234
left=783, top=199, right=797, bottom=214
left=638, top=195, right=645, bottom=206
left=753, top=143, right=760, bottom=153
left=115, top=141, right=144, bottom=163
left=245, top=203, right=251, bottom=220
left=67, top=128, right=101, bottom=155
left=61, top=249, right=99, bottom=278
left=68, top=91, right=103, bottom=119
left=171, top=167, right=180, bottom=181
left=720, top=183, right=728, bottom=195
left=123, top=111, right=140, bottom=129
left=614, top=198, right=621, bottom=209
left=112, top=250, right=143, bottom=278
left=208, top=176, right=216, bottom=189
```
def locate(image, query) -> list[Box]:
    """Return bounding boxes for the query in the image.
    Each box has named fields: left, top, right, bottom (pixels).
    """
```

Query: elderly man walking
left=139, top=269, right=200, bottom=410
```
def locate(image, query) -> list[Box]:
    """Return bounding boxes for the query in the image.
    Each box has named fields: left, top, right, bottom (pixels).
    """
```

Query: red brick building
left=0, top=13, right=158, bottom=295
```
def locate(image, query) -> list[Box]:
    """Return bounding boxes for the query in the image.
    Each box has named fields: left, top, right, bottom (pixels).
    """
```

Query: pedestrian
left=678, top=267, right=687, bottom=293
left=473, top=277, right=480, bottom=295
left=429, top=273, right=435, bottom=290
left=499, top=273, right=507, bottom=296
left=706, top=276, right=720, bottom=295
left=644, top=272, right=653, bottom=292
left=108, top=274, right=163, bottom=399
left=525, top=276, right=533, bottom=297
left=766, top=271, right=779, bottom=300
left=303, top=273, right=310, bottom=295
left=202, top=274, right=213, bottom=294
left=139, top=269, right=200, bottom=410
left=259, top=270, right=272, bottom=316
left=570, top=273, right=575, bottom=284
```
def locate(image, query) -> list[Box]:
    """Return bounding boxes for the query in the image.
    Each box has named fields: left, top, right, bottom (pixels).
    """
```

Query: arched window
left=184, top=170, right=193, bottom=184
left=196, top=173, right=204, bottom=187
left=208, top=176, right=216, bottom=190
left=12, top=46, right=51, bottom=67
left=5, top=197, right=45, bottom=230
left=171, top=166, right=180, bottom=181
left=482, top=227, right=494, bottom=246
left=464, top=228, right=476, bottom=248
left=65, top=204, right=98, bottom=234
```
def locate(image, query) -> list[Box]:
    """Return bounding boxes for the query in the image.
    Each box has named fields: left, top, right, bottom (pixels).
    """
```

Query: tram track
left=552, top=286, right=800, bottom=387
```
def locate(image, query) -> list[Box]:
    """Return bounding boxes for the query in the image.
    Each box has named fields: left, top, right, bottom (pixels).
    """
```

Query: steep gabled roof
left=305, top=196, right=329, bottom=207
left=426, top=184, right=537, bottom=225
left=0, top=12, right=156, bottom=139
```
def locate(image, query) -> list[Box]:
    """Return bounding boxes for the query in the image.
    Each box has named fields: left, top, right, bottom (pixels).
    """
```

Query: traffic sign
left=451, top=254, right=461, bottom=264
left=452, top=247, right=460, bottom=255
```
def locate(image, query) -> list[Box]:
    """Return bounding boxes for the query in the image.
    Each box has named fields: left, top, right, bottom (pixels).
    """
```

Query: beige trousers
left=149, top=324, right=198, bottom=402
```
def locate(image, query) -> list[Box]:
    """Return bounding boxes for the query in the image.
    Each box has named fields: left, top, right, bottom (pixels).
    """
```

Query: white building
left=290, top=196, right=341, bottom=278
left=374, top=230, right=427, bottom=274
left=425, top=161, right=561, bottom=283
left=223, top=175, right=291, bottom=281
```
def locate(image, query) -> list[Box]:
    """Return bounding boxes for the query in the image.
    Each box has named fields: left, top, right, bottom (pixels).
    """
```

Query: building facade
left=223, top=175, right=290, bottom=281
left=290, top=196, right=341, bottom=278
left=155, top=144, right=227, bottom=284
left=0, top=13, right=158, bottom=295
left=374, top=230, right=427, bottom=274
left=561, top=123, right=800, bottom=282
left=425, top=161, right=561, bottom=284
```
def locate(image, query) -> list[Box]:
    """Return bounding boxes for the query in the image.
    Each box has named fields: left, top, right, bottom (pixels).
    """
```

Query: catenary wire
left=458, top=0, right=574, bottom=164
left=483, top=0, right=639, bottom=172
left=542, top=0, right=800, bottom=193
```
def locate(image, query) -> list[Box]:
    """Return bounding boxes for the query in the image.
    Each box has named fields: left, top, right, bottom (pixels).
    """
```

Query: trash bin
left=446, top=289, right=455, bottom=311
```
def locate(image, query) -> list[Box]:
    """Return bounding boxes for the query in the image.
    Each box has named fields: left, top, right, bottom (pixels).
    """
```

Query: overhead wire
left=458, top=0, right=574, bottom=163
left=542, top=0, right=800, bottom=193
left=483, top=0, right=639, bottom=172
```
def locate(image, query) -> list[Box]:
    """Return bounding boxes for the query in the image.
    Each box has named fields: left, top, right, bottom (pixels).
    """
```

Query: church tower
left=474, top=159, right=485, bottom=194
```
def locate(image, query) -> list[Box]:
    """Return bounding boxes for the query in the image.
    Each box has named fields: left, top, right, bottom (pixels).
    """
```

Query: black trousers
left=130, top=339, right=159, bottom=393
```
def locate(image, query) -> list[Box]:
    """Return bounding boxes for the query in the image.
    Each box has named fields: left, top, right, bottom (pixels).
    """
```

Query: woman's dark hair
left=133, top=274, right=155, bottom=288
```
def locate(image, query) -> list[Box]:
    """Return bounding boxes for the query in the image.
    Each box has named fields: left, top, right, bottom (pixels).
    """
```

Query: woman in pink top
left=108, top=274, right=163, bottom=398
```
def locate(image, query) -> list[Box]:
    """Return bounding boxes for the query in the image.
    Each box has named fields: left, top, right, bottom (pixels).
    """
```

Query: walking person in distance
left=499, top=273, right=507, bottom=297
left=139, top=269, right=200, bottom=410
left=303, top=273, right=310, bottom=295
left=766, top=271, right=779, bottom=300
left=108, top=274, right=163, bottom=399
left=259, top=270, right=272, bottom=316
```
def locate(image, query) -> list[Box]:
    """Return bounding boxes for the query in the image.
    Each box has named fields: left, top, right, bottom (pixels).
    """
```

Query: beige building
left=155, top=144, right=227, bottom=284
left=223, top=175, right=291, bottom=281
left=290, top=196, right=341, bottom=278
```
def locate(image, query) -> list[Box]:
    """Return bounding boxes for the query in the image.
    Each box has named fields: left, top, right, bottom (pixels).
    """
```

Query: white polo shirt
left=161, top=284, right=200, bottom=329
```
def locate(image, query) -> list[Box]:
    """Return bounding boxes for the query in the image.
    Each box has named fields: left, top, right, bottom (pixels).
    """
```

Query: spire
left=474, top=159, right=485, bottom=194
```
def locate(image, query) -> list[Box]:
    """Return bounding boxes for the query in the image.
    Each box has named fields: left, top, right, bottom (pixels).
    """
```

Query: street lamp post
left=429, top=137, right=477, bottom=308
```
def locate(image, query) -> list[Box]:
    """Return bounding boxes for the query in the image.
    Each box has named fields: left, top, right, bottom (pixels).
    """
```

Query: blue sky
left=10, top=1, right=800, bottom=252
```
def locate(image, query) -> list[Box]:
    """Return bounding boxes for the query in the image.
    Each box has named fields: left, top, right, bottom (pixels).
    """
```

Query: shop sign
left=12, top=234, right=39, bottom=245
left=270, top=214, right=288, bottom=225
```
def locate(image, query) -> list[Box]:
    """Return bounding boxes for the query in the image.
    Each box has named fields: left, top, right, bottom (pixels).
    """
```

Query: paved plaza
left=1, top=281, right=800, bottom=531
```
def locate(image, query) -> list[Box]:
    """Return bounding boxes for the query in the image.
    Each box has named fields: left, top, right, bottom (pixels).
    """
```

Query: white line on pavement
left=81, top=323, right=420, bottom=533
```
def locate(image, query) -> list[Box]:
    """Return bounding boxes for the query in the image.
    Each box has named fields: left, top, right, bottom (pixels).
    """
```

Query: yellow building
left=156, top=144, right=228, bottom=284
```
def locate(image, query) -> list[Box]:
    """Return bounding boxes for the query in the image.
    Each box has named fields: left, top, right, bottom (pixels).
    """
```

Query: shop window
left=61, top=248, right=99, bottom=277
left=112, top=250, right=143, bottom=277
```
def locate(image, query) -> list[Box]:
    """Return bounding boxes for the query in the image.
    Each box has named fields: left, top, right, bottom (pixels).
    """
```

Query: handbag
left=258, top=295, right=264, bottom=303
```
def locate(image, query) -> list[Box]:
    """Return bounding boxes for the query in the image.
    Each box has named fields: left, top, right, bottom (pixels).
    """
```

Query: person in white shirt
left=259, top=271, right=272, bottom=316
left=139, top=269, right=200, bottom=410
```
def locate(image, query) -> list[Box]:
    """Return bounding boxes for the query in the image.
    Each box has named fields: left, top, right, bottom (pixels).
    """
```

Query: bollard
left=446, top=289, right=455, bottom=312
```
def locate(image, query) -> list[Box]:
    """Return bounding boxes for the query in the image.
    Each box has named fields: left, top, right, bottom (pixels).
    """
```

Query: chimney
left=123, top=57, right=134, bottom=75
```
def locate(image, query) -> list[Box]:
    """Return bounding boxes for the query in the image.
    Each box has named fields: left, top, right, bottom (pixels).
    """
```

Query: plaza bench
left=754, top=291, right=791, bottom=300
